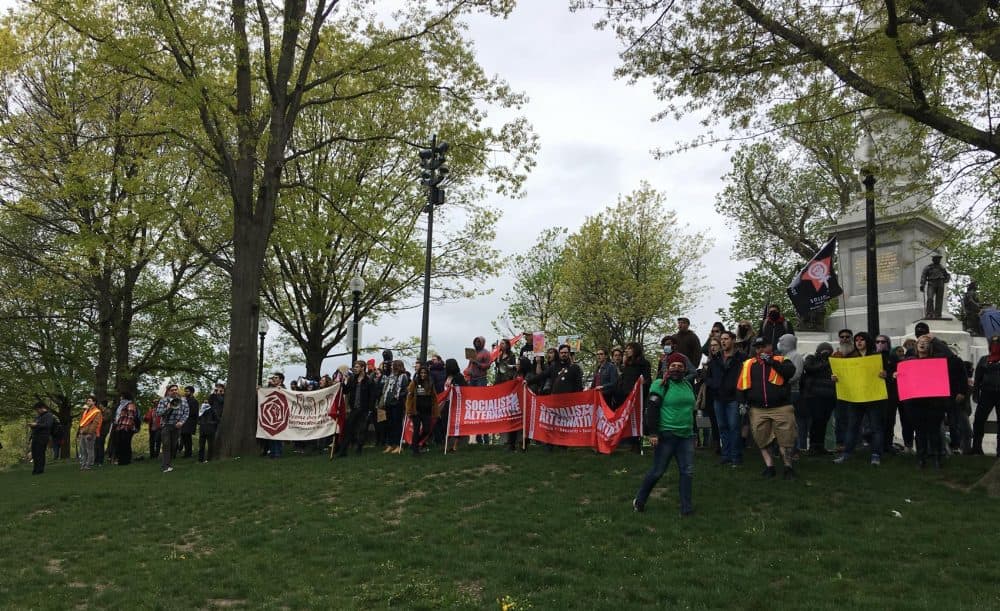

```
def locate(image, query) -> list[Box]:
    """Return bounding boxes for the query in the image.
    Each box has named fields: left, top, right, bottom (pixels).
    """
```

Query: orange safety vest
left=79, top=406, right=103, bottom=432
left=736, top=355, right=787, bottom=391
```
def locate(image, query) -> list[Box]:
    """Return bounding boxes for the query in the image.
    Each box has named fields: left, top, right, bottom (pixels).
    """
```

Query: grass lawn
left=2, top=444, right=999, bottom=610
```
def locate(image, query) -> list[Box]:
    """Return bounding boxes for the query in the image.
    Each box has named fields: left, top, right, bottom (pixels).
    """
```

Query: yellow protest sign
left=829, top=354, right=888, bottom=403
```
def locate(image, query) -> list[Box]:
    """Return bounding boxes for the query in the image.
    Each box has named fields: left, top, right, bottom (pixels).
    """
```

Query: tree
left=261, top=21, right=534, bottom=377
left=0, top=10, right=228, bottom=405
left=553, top=183, right=709, bottom=354
left=500, top=227, right=568, bottom=337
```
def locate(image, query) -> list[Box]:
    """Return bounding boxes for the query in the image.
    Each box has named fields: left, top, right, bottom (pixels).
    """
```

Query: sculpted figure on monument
left=963, top=281, right=983, bottom=336
left=919, top=254, right=950, bottom=319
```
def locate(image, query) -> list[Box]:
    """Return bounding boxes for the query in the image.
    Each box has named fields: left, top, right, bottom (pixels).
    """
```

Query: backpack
left=50, top=415, right=64, bottom=439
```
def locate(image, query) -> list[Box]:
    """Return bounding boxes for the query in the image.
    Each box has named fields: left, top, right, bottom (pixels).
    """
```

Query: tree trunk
left=304, top=337, right=327, bottom=380
left=93, top=288, right=113, bottom=404
left=216, top=223, right=268, bottom=458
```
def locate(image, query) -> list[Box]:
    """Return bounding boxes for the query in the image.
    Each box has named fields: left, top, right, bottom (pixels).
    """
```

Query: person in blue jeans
left=633, top=353, right=695, bottom=516
left=707, top=331, right=746, bottom=466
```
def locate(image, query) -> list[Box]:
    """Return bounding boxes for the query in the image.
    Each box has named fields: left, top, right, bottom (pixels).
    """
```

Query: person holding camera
left=736, top=337, right=798, bottom=480
left=155, top=384, right=188, bottom=473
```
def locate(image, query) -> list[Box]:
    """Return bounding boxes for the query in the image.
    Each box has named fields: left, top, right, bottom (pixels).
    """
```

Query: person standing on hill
left=674, top=317, right=703, bottom=368
left=758, top=304, right=794, bottom=349
left=112, top=394, right=140, bottom=466
left=77, top=395, right=103, bottom=471
left=27, top=401, right=55, bottom=475
left=737, top=336, right=799, bottom=480
left=155, top=384, right=188, bottom=473
left=972, top=335, right=1000, bottom=455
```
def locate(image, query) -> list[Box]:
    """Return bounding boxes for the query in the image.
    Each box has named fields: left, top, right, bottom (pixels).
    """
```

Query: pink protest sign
left=896, top=358, right=951, bottom=401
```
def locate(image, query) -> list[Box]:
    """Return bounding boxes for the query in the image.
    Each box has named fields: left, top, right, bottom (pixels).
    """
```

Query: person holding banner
left=405, top=367, right=440, bottom=456
left=736, top=337, right=798, bottom=480
left=443, top=358, right=467, bottom=452
left=619, top=342, right=651, bottom=454
left=896, top=336, right=967, bottom=468
left=592, top=347, right=619, bottom=408
left=633, top=353, right=696, bottom=515
left=831, top=333, right=889, bottom=466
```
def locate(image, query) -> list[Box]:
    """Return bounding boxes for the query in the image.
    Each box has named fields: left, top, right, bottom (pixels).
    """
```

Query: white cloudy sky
left=0, top=0, right=749, bottom=375
left=338, top=1, right=746, bottom=370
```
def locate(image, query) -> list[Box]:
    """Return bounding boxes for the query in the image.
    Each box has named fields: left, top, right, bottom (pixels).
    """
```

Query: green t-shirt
left=650, top=378, right=695, bottom=437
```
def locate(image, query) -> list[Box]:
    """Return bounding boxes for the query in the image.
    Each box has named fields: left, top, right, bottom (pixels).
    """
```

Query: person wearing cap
left=155, top=384, right=188, bottom=473
left=919, top=254, right=951, bottom=319
left=27, top=401, right=56, bottom=474
left=674, top=317, right=702, bottom=368
left=633, top=352, right=696, bottom=515
left=736, top=336, right=799, bottom=479
left=971, top=335, right=1000, bottom=455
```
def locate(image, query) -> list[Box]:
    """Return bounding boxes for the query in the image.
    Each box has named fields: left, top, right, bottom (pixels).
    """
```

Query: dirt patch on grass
left=578, top=497, right=591, bottom=505
left=385, top=489, right=430, bottom=526
left=45, top=559, right=64, bottom=574
left=457, top=580, right=483, bottom=600
left=27, top=508, right=53, bottom=520
left=167, top=527, right=214, bottom=558
left=206, top=599, right=247, bottom=608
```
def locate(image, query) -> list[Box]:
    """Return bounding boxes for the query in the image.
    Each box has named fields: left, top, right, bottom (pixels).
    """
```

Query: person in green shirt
left=633, top=353, right=695, bottom=515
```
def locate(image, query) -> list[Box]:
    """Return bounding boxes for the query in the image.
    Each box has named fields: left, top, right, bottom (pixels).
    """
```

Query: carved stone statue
left=919, top=254, right=951, bottom=319
left=963, top=281, right=983, bottom=336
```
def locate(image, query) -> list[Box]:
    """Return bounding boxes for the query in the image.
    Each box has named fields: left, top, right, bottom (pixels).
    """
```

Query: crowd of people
left=24, top=309, right=1000, bottom=519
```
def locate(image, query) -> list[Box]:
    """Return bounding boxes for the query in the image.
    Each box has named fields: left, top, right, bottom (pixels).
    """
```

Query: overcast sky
left=0, top=0, right=749, bottom=377
left=330, top=1, right=747, bottom=372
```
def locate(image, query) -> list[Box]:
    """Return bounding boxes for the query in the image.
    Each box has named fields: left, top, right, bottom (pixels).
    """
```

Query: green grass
left=2, top=444, right=999, bottom=610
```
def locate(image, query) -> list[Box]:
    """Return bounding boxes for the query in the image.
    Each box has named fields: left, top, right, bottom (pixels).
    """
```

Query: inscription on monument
left=852, top=246, right=902, bottom=292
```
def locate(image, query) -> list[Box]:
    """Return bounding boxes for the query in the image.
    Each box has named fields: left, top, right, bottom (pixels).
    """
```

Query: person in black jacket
left=708, top=331, right=746, bottom=466
left=618, top=342, right=651, bottom=453
left=972, top=335, right=1000, bottom=455
left=757, top=304, right=794, bottom=349
left=27, top=401, right=55, bottom=475
left=533, top=344, right=584, bottom=395
left=337, top=361, right=376, bottom=457
left=198, top=398, right=221, bottom=463
left=801, top=342, right=837, bottom=455
left=180, top=386, right=199, bottom=458
left=737, top=336, right=798, bottom=479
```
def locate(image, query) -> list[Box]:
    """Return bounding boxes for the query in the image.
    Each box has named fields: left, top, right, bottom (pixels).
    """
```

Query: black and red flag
left=787, top=237, right=843, bottom=316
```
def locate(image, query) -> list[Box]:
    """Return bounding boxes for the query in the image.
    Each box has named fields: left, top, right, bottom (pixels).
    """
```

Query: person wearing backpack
left=27, top=401, right=56, bottom=474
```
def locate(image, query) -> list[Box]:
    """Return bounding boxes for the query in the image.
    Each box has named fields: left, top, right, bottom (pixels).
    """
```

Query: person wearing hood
left=757, top=304, right=794, bottom=349
left=972, top=335, right=1000, bottom=455
left=111, top=394, right=141, bottom=465
left=734, top=320, right=754, bottom=355
left=802, top=342, right=837, bottom=455
left=832, top=332, right=889, bottom=466
left=777, top=333, right=806, bottom=458
left=465, top=336, right=491, bottom=387
left=633, top=352, right=696, bottom=516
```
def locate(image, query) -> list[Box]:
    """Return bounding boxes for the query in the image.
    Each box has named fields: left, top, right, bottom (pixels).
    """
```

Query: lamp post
left=856, top=131, right=880, bottom=337
left=257, top=317, right=269, bottom=387
left=417, top=135, right=448, bottom=363
left=349, top=275, right=365, bottom=366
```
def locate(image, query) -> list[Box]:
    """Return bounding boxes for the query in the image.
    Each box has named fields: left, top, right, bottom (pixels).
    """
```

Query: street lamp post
left=349, top=275, right=365, bottom=366
left=417, top=135, right=448, bottom=363
left=857, top=131, right=880, bottom=337
left=257, top=317, right=269, bottom=387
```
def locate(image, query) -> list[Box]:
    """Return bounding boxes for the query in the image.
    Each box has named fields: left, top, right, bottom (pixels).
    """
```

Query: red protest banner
left=525, top=389, right=599, bottom=447
left=593, top=381, right=642, bottom=454
left=448, top=378, right=524, bottom=436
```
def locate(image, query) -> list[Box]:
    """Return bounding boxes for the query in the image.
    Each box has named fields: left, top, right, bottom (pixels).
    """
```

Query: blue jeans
left=844, top=402, right=884, bottom=457
left=635, top=431, right=694, bottom=514
left=715, top=399, right=742, bottom=464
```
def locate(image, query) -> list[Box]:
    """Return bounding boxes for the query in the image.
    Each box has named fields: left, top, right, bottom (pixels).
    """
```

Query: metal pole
left=257, top=332, right=266, bottom=386
left=419, top=192, right=434, bottom=364
left=863, top=172, right=879, bottom=337
left=351, top=290, right=361, bottom=366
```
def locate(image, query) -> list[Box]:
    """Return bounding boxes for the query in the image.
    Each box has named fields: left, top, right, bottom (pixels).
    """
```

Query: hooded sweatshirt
left=777, top=333, right=803, bottom=391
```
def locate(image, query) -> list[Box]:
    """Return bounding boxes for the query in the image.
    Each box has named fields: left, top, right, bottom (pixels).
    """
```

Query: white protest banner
left=256, top=383, right=341, bottom=440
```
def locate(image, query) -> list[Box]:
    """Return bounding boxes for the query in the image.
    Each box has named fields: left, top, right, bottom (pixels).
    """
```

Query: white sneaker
left=163, top=466, right=174, bottom=473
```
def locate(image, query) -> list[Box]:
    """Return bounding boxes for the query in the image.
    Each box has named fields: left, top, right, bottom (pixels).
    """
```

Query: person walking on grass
left=737, top=337, right=799, bottom=480
left=633, top=353, right=696, bottom=516
left=155, top=384, right=188, bottom=473
left=77, top=395, right=103, bottom=471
